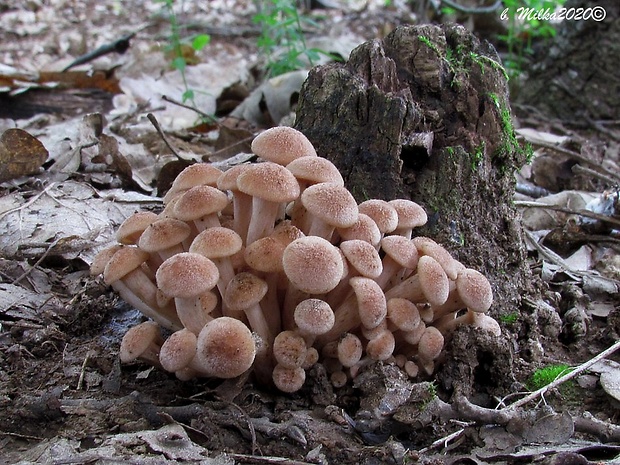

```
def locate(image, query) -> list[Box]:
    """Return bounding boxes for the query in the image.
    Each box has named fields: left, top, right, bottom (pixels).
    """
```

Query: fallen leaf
left=0, top=128, right=48, bottom=182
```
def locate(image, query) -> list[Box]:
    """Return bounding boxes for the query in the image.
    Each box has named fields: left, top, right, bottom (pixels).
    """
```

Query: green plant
left=155, top=0, right=211, bottom=104
left=498, top=0, right=565, bottom=78
left=499, top=312, right=519, bottom=324
left=528, top=364, right=573, bottom=391
left=253, top=0, right=334, bottom=77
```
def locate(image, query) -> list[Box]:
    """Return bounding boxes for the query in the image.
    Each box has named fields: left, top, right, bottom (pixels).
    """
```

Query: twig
left=161, top=95, right=218, bottom=124
left=227, top=454, right=315, bottom=465
left=514, top=200, right=620, bottom=228
left=417, top=426, right=467, bottom=454
left=528, top=139, right=620, bottom=183
left=572, top=164, right=620, bottom=186
left=11, top=236, right=63, bottom=285
left=505, top=339, right=620, bottom=411
left=146, top=113, right=182, bottom=161
left=77, top=351, right=91, bottom=391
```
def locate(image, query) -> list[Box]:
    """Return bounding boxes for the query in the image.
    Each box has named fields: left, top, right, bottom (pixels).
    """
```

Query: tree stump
left=295, top=24, right=536, bottom=393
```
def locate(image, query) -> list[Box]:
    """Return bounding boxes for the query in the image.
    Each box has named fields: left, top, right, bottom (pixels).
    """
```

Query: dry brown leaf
left=0, top=128, right=48, bottom=183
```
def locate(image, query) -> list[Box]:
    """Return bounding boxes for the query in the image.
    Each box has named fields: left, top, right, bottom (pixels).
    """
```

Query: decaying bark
left=295, top=24, right=533, bottom=326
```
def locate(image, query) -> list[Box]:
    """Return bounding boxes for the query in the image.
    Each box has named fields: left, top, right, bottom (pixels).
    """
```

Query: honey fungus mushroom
left=95, top=125, right=502, bottom=392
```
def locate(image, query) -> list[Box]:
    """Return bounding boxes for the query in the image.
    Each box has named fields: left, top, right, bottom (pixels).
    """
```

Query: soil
left=1, top=1, right=619, bottom=464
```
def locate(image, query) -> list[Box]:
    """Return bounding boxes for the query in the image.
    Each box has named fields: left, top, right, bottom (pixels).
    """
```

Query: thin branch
left=146, top=113, right=182, bottom=161
left=514, top=200, right=620, bottom=228
left=505, top=339, right=620, bottom=411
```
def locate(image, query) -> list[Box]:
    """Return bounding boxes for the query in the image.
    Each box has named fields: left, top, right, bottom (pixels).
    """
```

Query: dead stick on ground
left=147, top=113, right=182, bottom=160
left=227, top=453, right=315, bottom=465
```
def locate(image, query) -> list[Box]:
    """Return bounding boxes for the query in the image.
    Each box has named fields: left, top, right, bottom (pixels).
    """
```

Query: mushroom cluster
left=92, top=126, right=500, bottom=392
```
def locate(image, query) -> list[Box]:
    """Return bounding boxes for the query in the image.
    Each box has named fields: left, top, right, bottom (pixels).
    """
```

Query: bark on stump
left=295, top=25, right=535, bottom=392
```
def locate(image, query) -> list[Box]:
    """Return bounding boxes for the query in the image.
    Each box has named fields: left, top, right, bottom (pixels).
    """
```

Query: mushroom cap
left=301, top=183, right=359, bottom=229
left=156, top=252, right=220, bottom=299
left=350, top=276, right=387, bottom=329
left=189, top=227, right=243, bottom=259
left=164, top=163, right=223, bottom=203
left=286, top=156, right=344, bottom=187
left=223, top=272, right=268, bottom=311
left=358, top=199, right=399, bottom=234
left=244, top=236, right=287, bottom=273
left=366, top=329, right=395, bottom=361
left=456, top=268, right=493, bottom=312
left=172, top=185, right=229, bottom=222
left=137, top=218, right=191, bottom=253
left=159, top=328, right=198, bottom=372
left=339, top=240, right=382, bottom=279
left=216, top=164, right=250, bottom=192
left=337, top=333, right=363, bottom=368
left=417, top=326, right=444, bottom=361
left=418, top=256, right=450, bottom=306
left=119, top=321, right=162, bottom=363
left=91, top=245, right=123, bottom=276
left=251, top=126, right=317, bottom=165
left=236, top=162, right=300, bottom=203
left=272, top=364, right=306, bottom=393
left=116, top=211, right=158, bottom=245
left=387, top=298, right=421, bottom=332
left=413, top=236, right=462, bottom=280
left=337, top=213, right=382, bottom=246
left=282, top=236, right=344, bottom=294
left=103, top=246, right=150, bottom=285
left=294, top=299, right=335, bottom=335
left=273, top=330, right=307, bottom=368
left=195, top=317, right=256, bottom=378
left=271, top=220, right=305, bottom=244
left=380, top=235, right=419, bottom=269
left=389, top=199, right=428, bottom=229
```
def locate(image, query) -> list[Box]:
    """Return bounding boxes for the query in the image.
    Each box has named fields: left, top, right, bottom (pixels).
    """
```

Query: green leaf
left=182, top=89, right=194, bottom=102
left=192, top=34, right=210, bottom=51
left=172, top=56, right=186, bottom=71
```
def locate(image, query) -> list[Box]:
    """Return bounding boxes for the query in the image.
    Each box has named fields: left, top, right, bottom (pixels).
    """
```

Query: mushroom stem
left=174, top=296, right=215, bottom=335
left=246, top=199, right=281, bottom=245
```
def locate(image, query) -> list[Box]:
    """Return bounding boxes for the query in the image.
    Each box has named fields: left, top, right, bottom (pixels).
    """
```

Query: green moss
left=527, top=364, right=573, bottom=391
left=470, top=141, right=485, bottom=170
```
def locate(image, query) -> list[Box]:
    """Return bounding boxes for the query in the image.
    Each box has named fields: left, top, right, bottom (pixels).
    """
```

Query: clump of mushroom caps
left=92, top=126, right=501, bottom=393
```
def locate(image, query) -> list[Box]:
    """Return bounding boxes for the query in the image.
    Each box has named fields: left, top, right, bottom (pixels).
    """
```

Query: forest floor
left=0, top=1, right=619, bottom=464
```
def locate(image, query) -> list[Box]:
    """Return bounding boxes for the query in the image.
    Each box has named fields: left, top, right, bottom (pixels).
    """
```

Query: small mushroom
left=385, top=256, right=450, bottom=306
left=156, top=252, right=220, bottom=334
left=119, top=321, right=164, bottom=367
left=195, top=317, right=256, bottom=378
left=293, top=298, right=335, bottom=345
left=159, top=328, right=200, bottom=374
left=251, top=126, right=317, bottom=165
left=163, top=163, right=223, bottom=204
left=237, top=162, right=300, bottom=244
left=337, top=333, right=363, bottom=368
left=189, top=226, right=243, bottom=300
left=172, top=185, right=229, bottom=234
left=388, top=199, right=427, bottom=239
left=138, top=218, right=192, bottom=267
left=416, top=326, right=444, bottom=375
left=116, top=211, right=158, bottom=245
left=224, top=272, right=272, bottom=344
left=104, top=246, right=181, bottom=330
left=272, top=364, right=306, bottom=393
left=217, top=164, right=253, bottom=243
left=358, top=199, right=399, bottom=238
left=300, top=183, right=358, bottom=240
left=375, top=235, right=419, bottom=289
left=273, top=330, right=307, bottom=369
